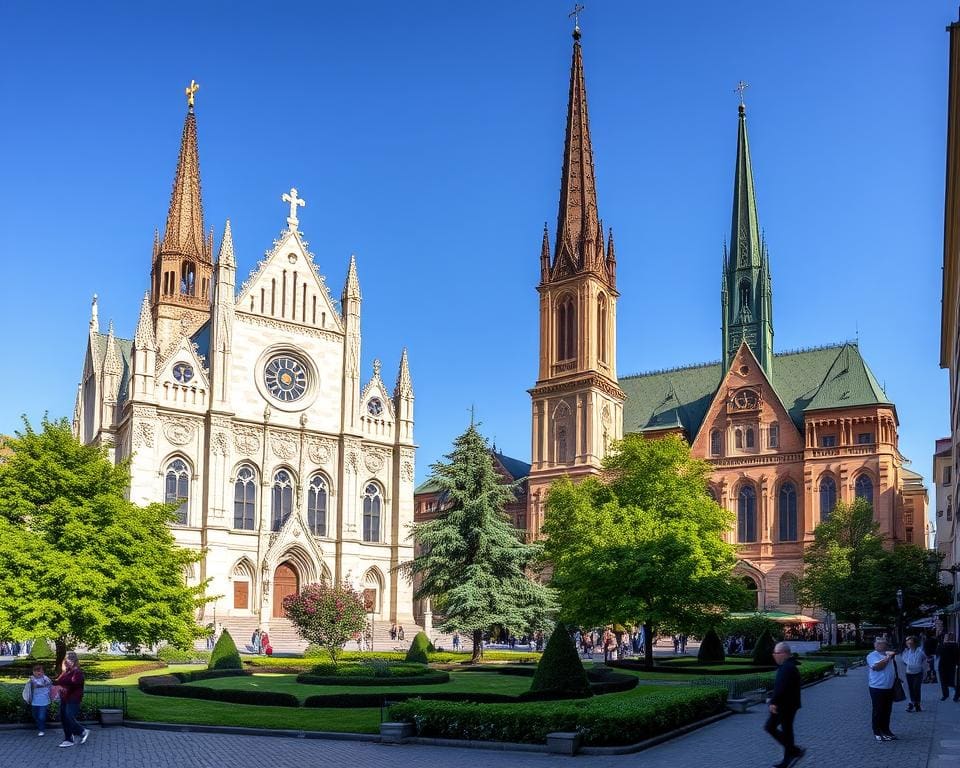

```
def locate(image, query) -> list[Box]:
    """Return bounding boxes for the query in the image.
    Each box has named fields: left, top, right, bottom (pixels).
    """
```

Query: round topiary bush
left=529, top=622, right=591, bottom=697
left=208, top=629, right=242, bottom=670
left=28, top=639, right=54, bottom=660
left=405, top=631, right=432, bottom=664
left=697, top=628, right=725, bottom=664
left=752, top=628, right=777, bottom=667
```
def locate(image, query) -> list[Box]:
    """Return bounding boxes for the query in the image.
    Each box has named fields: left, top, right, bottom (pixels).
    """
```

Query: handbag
left=892, top=658, right=906, bottom=702
left=21, top=681, right=31, bottom=704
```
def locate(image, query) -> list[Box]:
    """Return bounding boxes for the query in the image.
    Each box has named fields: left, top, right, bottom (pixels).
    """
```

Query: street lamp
left=896, top=588, right=904, bottom=647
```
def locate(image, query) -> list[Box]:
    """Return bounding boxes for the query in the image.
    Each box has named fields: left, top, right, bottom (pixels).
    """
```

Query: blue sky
left=0, top=2, right=953, bottom=521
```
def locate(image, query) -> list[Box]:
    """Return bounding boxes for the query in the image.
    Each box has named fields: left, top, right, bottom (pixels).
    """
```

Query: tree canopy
left=542, top=434, right=747, bottom=666
left=0, top=417, right=207, bottom=669
left=403, top=423, right=556, bottom=661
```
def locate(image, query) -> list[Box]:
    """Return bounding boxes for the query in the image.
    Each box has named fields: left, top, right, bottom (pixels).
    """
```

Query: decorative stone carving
left=234, top=427, right=261, bottom=456
left=401, top=461, right=415, bottom=483
left=163, top=418, right=195, bottom=445
left=271, top=431, right=297, bottom=460
left=344, top=438, right=361, bottom=474
left=363, top=448, right=386, bottom=474
left=133, top=422, right=155, bottom=448
left=212, top=431, right=229, bottom=456
left=307, top=438, right=334, bottom=465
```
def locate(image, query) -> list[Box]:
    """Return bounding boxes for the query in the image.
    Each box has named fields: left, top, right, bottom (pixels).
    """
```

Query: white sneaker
left=58, top=740, right=75, bottom=748
left=37, top=731, right=44, bottom=736
left=80, top=729, right=90, bottom=744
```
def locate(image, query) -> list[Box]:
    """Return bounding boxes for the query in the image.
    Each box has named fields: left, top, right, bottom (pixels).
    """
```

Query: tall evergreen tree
left=403, top=424, right=556, bottom=661
left=0, top=417, right=207, bottom=670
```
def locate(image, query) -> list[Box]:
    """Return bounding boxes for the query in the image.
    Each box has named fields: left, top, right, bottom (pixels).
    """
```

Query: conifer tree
left=403, top=424, right=556, bottom=662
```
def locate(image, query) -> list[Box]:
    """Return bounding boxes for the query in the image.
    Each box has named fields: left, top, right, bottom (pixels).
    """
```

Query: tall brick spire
left=552, top=26, right=605, bottom=279
left=161, top=107, right=207, bottom=262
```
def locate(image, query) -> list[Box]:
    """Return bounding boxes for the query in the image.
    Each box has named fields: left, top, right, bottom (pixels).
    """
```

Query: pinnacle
left=394, top=348, right=413, bottom=399
left=134, top=292, right=156, bottom=349
left=161, top=109, right=207, bottom=262
left=103, top=320, right=123, bottom=376
left=218, top=219, right=235, bottom=268
left=343, top=254, right=361, bottom=301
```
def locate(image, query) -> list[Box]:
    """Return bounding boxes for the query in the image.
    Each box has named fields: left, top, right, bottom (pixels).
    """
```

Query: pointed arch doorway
left=272, top=562, right=299, bottom=618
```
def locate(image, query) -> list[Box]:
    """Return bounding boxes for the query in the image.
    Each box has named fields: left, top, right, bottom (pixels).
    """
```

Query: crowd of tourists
left=0, top=639, right=33, bottom=656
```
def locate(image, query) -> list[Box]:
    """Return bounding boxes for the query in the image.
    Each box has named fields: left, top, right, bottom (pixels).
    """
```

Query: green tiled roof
left=414, top=450, right=530, bottom=497
left=621, top=342, right=892, bottom=439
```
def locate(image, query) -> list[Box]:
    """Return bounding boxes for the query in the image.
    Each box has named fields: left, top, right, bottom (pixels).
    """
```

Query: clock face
left=264, top=356, right=308, bottom=402
left=172, top=362, right=194, bottom=383
left=367, top=397, right=383, bottom=416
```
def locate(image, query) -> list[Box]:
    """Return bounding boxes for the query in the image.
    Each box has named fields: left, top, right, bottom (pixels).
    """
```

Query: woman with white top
left=866, top=636, right=898, bottom=741
left=901, top=635, right=927, bottom=712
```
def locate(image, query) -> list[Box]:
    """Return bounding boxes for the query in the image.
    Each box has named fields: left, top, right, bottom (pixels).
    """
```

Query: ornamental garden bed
left=0, top=659, right=165, bottom=680
left=608, top=659, right=777, bottom=676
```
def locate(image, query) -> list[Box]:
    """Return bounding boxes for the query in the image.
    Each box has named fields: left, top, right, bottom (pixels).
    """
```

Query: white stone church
left=72, top=86, right=416, bottom=641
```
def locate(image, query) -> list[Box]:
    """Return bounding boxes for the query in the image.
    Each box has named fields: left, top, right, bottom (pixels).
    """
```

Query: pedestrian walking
left=764, top=642, right=805, bottom=768
left=939, top=632, right=960, bottom=701
left=866, top=637, right=899, bottom=742
left=901, top=635, right=927, bottom=712
left=21, top=663, right=52, bottom=736
left=923, top=633, right=939, bottom=683
left=251, top=627, right=261, bottom=654
left=452, top=631, right=461, bottom=651
left=54, top=651, right=89, bottom=748
left=397, top=625, right=405, bottom=641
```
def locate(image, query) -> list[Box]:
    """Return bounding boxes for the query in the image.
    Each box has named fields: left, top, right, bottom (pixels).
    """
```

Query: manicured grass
left=186, top=670, right=534, bottom=701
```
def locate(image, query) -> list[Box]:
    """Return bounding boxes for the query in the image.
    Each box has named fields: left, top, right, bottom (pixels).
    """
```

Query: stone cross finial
left=282, top=187, right=306, bottom=230
left=735, top=80, right=749, bottom=107
left=185, top=80, right=200, bottom=111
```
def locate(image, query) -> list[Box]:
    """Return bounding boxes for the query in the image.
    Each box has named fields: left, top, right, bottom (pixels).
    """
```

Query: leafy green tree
left=283, top=581, right=367, bottom=667
left=716, top=614, right=783, bottom=649
left=797, top=498, right=886, bottom=642
left=403, top=424, right=556, bottom=662
left=542, top=434, right=747, bottom=668
left=864, top=544, right=951, bottom=631
left=0, top=417, right=207, bottom=671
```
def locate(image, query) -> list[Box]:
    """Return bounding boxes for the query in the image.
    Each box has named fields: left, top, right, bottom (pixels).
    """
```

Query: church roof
left=93, top=331, right=132, bottom=402
left=621, top=342, right=893, bottom=438
left=414, top=449, right=531, bottom=496
left=191, top=321, right=210, bottom=366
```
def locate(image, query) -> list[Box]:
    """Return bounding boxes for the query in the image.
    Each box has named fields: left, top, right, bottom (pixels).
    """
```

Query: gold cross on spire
left=568, top=3, right=585, bottom=38
left=735, top=80, right=749, bottom=107
left=185, top=80, right=200, bottom=111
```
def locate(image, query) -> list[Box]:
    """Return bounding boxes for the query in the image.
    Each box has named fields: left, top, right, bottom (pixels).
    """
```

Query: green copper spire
left=722, top=99, right=774, bottom=378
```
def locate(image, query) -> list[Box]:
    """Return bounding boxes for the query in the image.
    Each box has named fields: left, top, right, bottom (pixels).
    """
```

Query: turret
left=341, top=254, right=362, bottom=433
left=130, top=292, right=157, bottom=402
left=210, top=220, right=236, bottom=408
left=393, top=348, right=414, bottom=445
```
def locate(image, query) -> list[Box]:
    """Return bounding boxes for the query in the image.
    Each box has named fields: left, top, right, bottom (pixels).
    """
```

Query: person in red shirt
left=54, top=651, right=88, bottom=748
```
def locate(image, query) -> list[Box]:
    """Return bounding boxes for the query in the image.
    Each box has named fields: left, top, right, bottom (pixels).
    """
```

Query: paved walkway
left=0, top=667, right=954, bottom=767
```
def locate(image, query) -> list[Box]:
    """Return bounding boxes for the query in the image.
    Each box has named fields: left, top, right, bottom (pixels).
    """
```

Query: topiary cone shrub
left=405, top=631, right=432, bottom=664
left=208, top=629, right=242, bottom=670
left=529, top=622, right=591, bottom=697
left=28, top=639, right=55, bottom=660
left=752, top=628, right=777, bottom=666
left=697, top=628, right=725, bottom=664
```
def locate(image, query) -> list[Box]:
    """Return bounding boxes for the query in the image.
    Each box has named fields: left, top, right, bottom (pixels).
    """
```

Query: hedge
left=697, top=628, right=725, bottom=664
left=137, top=669, right=297, bottom=707
left=388, top=687, right=728, bottom=746
left=296, top=669, right=450, bottom=686
left=530, top=622, right=591, bottom=697
left=0, top=685, right=101, bottom=724
left=208, top=630, right=242, bottom=670
left=28, top=639, right=55, bottom=660
left=158, top=646, right=211, bottom=664
left=607, top=660, right=776, bottom=676
left=2, top=659, right=165, bottom=680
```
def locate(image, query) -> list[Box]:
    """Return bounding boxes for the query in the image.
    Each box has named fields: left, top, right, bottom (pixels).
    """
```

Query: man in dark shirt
left=765, top=641, right=805, bottom=768
left=939, top=633, right=960, bottom=701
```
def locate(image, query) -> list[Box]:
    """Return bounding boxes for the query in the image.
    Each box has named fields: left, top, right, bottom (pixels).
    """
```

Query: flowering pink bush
left=283, top=582, right=367, bottom=666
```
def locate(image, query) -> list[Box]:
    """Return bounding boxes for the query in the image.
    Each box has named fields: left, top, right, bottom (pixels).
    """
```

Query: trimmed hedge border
left=388, top=687, right=728, bottom=747
left=296, top=669, right=450, bottom=686
left=2, top=660, right=165, bottom=680
left=607, top=660, right=777, bottom=676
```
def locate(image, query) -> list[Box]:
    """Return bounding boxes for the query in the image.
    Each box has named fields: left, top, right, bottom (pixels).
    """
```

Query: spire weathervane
left=568, top=3, right=584, bottom=38
left=185, top=80, right=200, bottom=112
left=281, top=187, right=306, bottom=231
left=735, top=80, right=749, bottom=110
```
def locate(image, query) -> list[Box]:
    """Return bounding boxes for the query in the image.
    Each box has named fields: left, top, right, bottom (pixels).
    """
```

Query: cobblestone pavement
left=0, top=667, right=949, bottom=768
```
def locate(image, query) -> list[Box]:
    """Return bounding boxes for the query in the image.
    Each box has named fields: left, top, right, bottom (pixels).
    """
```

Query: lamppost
left=896, top=588, right=904, bottom=648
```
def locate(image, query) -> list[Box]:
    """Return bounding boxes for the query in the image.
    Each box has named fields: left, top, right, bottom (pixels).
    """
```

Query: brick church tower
left=526, top=24, right=624, bottom=538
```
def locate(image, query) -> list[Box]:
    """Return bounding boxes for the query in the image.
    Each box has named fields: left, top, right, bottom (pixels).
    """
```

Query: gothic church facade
left=528, top=28, right=928, bottom=612
left=73, top=93, right=417, bottom=637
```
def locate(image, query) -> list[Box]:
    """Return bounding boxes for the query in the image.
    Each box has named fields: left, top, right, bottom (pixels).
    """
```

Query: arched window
left=819, top=476, right=837, bottom=522
left=768, top=423, right=779, bottom=449
left=779, top=573, right=798, bottom=605
left=180, top=261, right=196, bottom=296
left=307, top=474, right=328, bottom=537
left=739, top=279, right=751, bottom=310
left=557, top=425, right=568, bottom=463
left=737, top=485, right=757, bottom=543
left=233, top=465, right=256, bottom=530
left=165, top=458, right=190, bottom=525
left=271, top=469, right=294, bottom=532
left=855, top=474, right=874, bottom=508
left=710, top=429, right=722, bottom=456
left=745, top=427, right=755, bottom=449
left=778, top=482, right=798, bottom=542
left=556, top=295, right=576, bottom=361
left=735, top=429, right=744, bottom=450
left=363, top=483, right=382, bottom=543
left=741, top=574, right=760, bottom=609
left=597, top=293, right=607, bottom=362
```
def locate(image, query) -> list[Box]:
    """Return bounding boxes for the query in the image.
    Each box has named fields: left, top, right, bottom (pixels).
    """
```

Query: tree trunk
left=471, top=629, right=483, bottom=663
left=643, top=622, right=655, bottom=670
left=55, top=638, right=67, bottom=676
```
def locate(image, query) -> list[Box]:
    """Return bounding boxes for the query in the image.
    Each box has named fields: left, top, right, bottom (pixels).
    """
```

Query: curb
left=120, top=721, right=379, bottom=742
